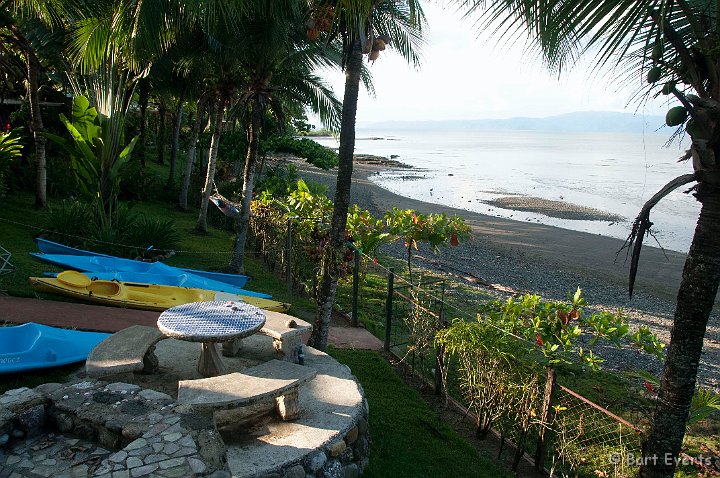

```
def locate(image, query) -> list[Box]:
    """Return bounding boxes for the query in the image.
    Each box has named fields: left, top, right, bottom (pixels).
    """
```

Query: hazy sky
left=318, top=3, right=671, bottom=125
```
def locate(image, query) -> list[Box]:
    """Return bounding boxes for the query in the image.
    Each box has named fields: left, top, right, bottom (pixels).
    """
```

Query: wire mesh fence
left=363, top=259, right=649, bottom=478
left=549, top=385, right=644, bottom=477
left=244, top=211, right=656, bottom=477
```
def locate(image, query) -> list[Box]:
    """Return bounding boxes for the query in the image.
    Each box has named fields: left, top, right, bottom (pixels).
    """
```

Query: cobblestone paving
left=0, top=431, right=110, bottom=477
left=0, top=383, right=221, bottom=478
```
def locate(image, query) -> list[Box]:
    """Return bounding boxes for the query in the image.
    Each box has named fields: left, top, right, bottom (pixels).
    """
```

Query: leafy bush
left=255, top=163, right=300, bottom=197
left=262, top=135, right=338, bottom=170
left=45, top=200, right=179, bottom=259
left=0, top=130, right=23, bottom=197
left=119, top=161, right=163, bottom=201
left=44, top=200, right=95, bottom=247
left=124, top=215, right=180, bottom=259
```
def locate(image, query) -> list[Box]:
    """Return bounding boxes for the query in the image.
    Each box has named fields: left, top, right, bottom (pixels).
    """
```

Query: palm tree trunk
left=157, top=100, right=166, bottom=165
left=26, top=50, right=46, bottom=208
left=137, top=80, right=150, bottom=167
left=179, top=96, right=209, bottom=210
left=228, top=101, right=263, bottom=274
left=640, top=187, right=720, bottom=478
left=195, top=97, right=224, bottom=233
left=308, top=42, right=363, bottom=351
left=168, top=90, right=186, bottom=187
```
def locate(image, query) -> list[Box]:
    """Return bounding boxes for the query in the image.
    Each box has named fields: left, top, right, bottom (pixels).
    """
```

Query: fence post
left=435, top=309, right=446, bottom=396
left=285, top=218, right=292, bottom=301
left=384, top=268, right=394, bottom=352
left=351, top=248, right=360, bottom=327
left=535, top=366, right=558, bottom=472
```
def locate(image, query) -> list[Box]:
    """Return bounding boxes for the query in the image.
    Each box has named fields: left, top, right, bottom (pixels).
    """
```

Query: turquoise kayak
left=0, top=322, right=110, bottom=374
left=42, top=269, right=272, bottom=299
left=34, top=237, right=250, bottom=288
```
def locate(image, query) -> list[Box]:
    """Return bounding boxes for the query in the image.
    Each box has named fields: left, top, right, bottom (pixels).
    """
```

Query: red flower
left=643, top=381, right=655, bottom=394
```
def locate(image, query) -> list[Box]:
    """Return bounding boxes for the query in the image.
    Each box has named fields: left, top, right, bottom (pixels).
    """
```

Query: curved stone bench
left=178, top=359, right=316, bottom=421
left=223, top=311, right=312, bottom=363
left=85, top=325, right=166, bottom=378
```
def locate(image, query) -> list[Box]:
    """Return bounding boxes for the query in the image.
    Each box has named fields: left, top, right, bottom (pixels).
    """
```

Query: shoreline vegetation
left=279, top=153, right=720, bottom=392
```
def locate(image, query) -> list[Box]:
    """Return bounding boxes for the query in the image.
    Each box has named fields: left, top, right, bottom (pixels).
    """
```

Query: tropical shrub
left=0, top=130, right=23, bottom=197
left=124, top=215, right=181, bottom=259
left=385, top=208, right=471, bottom=280
left=44, top=200, right=95, bottom=247
left=45, top=95, right=138, bottom=218
left=436, top=319, right=540, bottom=443
left=255, top=163, right=300, bottom=198
left=262, top=135, right=338, bottom=170
left=44, top=200, right=179, bottom=260
left=477, top=289, right=666, bottom=369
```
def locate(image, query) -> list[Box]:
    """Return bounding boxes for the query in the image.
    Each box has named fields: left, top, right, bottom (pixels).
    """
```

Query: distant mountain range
left=359, top=111, right=668, bottom=134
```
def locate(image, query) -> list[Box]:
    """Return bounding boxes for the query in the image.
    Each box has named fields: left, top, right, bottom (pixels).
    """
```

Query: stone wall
left=0, top=378, right=370, bottom=478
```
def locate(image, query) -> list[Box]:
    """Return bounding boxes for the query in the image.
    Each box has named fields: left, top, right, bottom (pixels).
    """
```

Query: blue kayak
left=34, top=237, right=250, bottom=288
left=0, top=322, right=110, bottom=374
left=42, top=269, right=272, bottom=299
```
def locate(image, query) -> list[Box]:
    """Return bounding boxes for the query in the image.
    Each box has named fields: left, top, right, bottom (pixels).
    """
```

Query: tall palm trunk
left=195, top=97, right=224, bottom=233
left=308, top=42, right=363, bottom=351
left=26, top=50, right=46, bottom=208
left=136, top=80, right=150, bottom=167
left=228, top=100, right=263, bottom=274
left=179, top=96, right=209, bottom=210
left=157, top=101, right=166, bottom=165
left=640, top=185, right=720, bottom=477
left=168, top=90, right=186, bottom=187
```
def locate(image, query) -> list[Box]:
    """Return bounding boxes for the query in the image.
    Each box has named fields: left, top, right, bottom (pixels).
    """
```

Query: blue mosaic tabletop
left=157, top=300, right=266, bottom=342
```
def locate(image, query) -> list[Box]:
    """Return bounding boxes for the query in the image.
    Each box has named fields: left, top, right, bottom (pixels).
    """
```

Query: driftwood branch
left=618, top=173, right=697, bottom=298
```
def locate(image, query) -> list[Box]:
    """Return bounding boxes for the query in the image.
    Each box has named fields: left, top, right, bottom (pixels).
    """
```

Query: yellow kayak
left=29, top=271, right=290, bottom=313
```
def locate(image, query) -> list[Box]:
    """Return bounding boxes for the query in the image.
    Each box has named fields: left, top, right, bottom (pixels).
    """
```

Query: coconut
left=378, top=34, right=391, bottom=45
left=363, top=37, right=373, bottom=54
left=661, top=81, right=676, bottom=95
left=665, top=106, right=688, bottom=127
left=369, top=50, right=380, bottom=61
left=318, top=17, right=332, bottom=32
left=307, top=28, right=319, bottom=41
left=647, top=66, right=662, bottom=83
left=373, top=38, right=386, bottom=51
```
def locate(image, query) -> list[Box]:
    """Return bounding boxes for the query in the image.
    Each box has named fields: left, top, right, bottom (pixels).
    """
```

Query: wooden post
left=351, top=248, right=360, bottom=327
left=286, top=218, right=292, bottom=301
left=435, top=310, right=446, bottom=396
left=384, top=268, right=394, bottom=352
left=535, top=366, right=558, bottom=472
left=435, top=280, right=447, bottom=395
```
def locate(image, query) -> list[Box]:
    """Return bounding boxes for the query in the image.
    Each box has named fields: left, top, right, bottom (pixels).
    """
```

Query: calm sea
left=312, top=128, right=698, bottom=253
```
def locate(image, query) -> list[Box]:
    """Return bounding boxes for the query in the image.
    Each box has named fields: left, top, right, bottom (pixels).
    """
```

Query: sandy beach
left=281, top=155, right=719, bottom=391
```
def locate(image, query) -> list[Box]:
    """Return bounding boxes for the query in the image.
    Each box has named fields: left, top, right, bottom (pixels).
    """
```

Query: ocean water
left=312, top=128, right=699, bottom=253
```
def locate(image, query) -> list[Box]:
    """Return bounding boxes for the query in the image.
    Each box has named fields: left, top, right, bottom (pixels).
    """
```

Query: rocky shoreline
left=277, top=155, right=719, bottom=392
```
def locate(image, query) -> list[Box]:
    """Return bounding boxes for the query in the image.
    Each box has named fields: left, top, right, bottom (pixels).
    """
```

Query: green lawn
left=329, top=347, right=508, bottom=478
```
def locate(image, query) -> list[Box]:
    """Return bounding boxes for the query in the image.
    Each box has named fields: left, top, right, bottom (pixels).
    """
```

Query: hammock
left=209, top=189, right=241, bottom=218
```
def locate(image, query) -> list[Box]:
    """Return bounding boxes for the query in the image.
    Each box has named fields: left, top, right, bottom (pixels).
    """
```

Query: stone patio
left=0, top=333, right=369, bottom=478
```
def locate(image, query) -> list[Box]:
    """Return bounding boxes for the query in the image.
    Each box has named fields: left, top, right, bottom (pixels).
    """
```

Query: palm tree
left=2, top=0, right=79, bottom=207
left=225, top=2, right=343, bottom=273
left=307, top=0, right=426, bottom=350
left=456, top=1, right=719, bottom=476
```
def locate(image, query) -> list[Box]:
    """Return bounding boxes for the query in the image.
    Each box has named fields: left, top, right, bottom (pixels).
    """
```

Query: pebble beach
left=284, top=155, right=720, bottom=391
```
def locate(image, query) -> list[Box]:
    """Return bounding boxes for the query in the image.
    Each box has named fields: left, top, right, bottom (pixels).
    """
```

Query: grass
left=0, top=192, right=314, bottom=313
left=329, top=347, right=509, bottom=478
